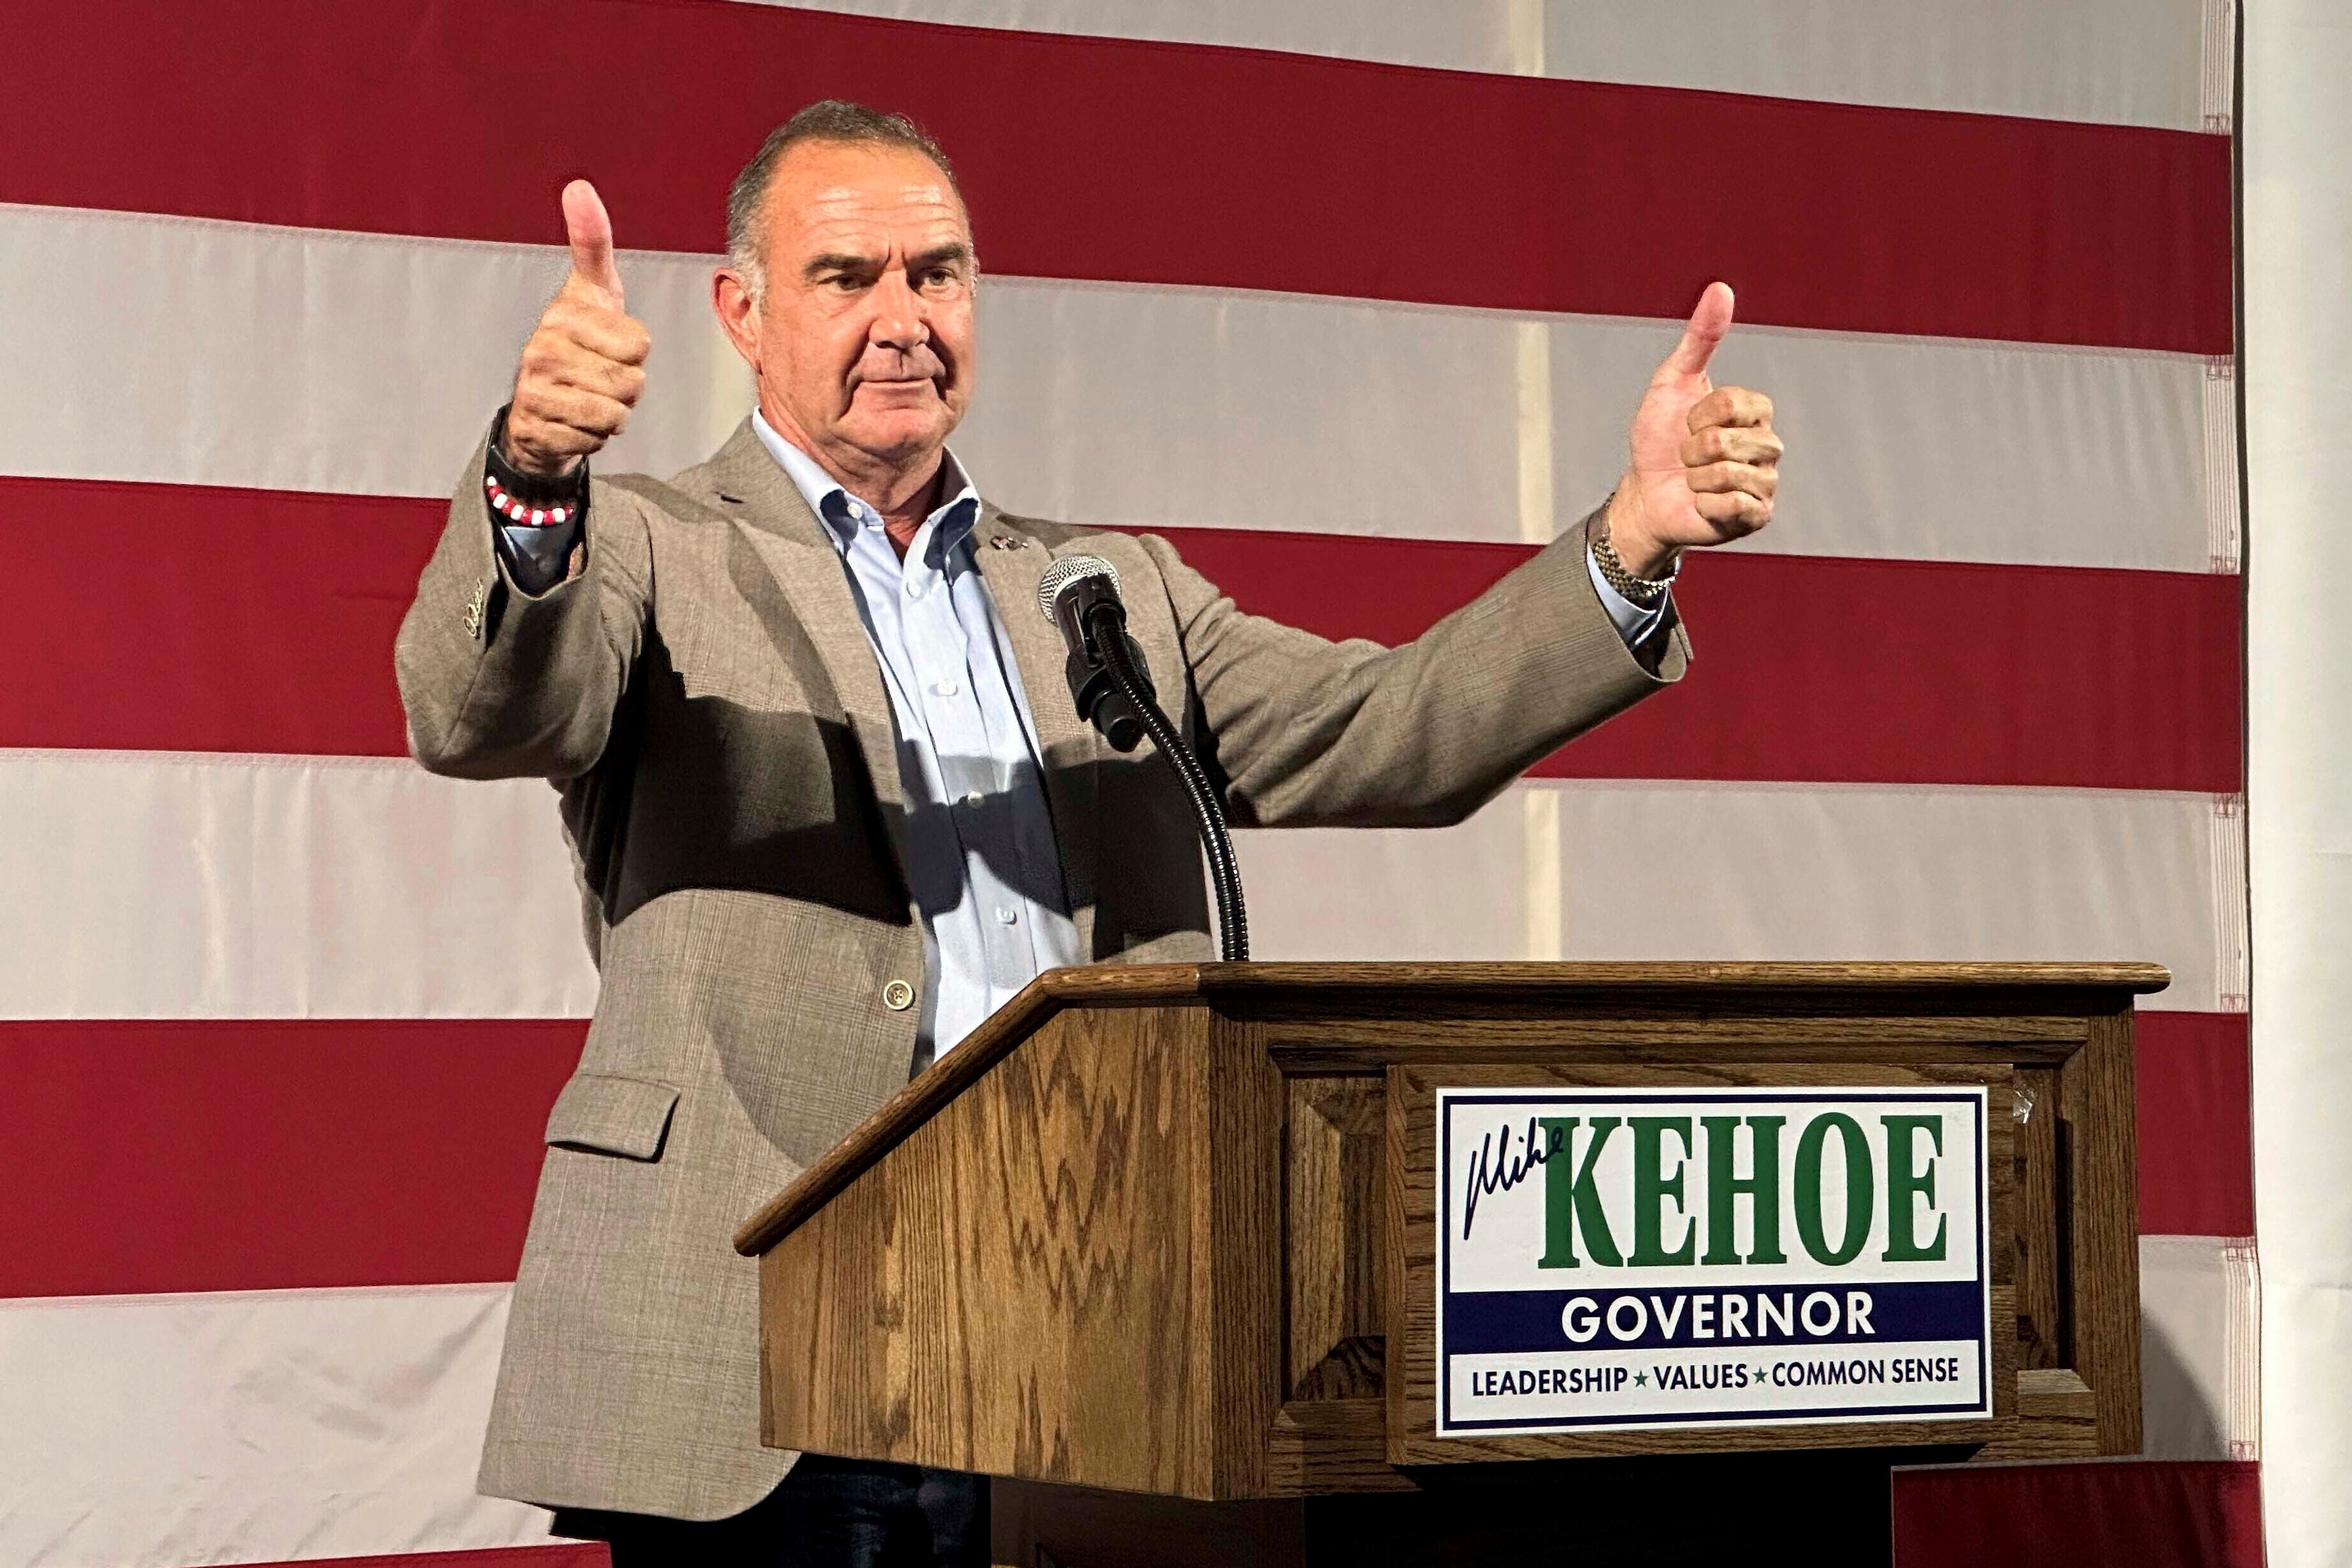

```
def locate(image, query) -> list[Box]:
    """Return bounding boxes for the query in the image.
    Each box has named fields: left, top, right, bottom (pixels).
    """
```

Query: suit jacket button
left=882, top=980, right=916, bottom=1012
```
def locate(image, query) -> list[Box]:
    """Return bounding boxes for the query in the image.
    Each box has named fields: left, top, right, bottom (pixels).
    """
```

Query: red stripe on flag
left=0, top=477, right=437, bottom=760
left=2136, top=1011, right=2255, bottom=1237
left=0, top=1019, right=584, bottom=1298
left=0, top=1009, right=2244, bottom=1300
left=1892, top=1460, right=2263, bottom=1568
left=1172, top=527, right=2246, bottom=793
left=0, top=0, right=2229, bottom=350
left=0, top=480, right=2241, bottom=793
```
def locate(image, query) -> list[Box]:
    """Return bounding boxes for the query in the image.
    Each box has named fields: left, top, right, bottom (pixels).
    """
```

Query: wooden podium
left=734, top=962, right=2164, bottom=1566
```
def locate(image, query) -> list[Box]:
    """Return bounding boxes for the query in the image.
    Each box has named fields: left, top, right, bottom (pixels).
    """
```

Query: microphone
left=1036, top=553, right=1249, bottom=962
left=1036, top=555, right=1152, bottom=752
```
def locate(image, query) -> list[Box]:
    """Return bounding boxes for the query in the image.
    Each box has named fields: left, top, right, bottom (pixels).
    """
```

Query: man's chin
left=839, top=409, right=957, bottom=467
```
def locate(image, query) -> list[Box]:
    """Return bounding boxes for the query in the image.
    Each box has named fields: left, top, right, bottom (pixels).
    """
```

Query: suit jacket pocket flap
left=544, top=1072, right=682, bottom=1161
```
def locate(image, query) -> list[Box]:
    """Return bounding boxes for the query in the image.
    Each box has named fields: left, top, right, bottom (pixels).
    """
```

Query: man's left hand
left=1605, top=281, right=1781, bottom=579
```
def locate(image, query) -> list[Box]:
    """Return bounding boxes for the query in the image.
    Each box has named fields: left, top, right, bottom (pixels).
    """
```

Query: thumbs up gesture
left=1605, top=282, right=1781, bottom=578
left=502, top=181, right=652, bottom=478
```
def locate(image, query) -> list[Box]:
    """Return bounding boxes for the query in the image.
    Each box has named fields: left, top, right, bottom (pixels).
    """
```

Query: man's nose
left=869, top=268, right=930, bottom=352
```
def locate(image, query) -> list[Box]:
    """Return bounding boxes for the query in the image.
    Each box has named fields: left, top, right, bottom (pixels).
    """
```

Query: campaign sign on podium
left=1434, top=1086, right=1992, bottom=1438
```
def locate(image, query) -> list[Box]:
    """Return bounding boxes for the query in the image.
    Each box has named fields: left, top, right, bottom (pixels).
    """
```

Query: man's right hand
left=502, top=180, right=651, bottom=479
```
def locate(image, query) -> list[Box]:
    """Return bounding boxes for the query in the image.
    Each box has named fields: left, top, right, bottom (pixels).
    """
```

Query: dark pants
left=552, top=1455, right=989, bottom=1568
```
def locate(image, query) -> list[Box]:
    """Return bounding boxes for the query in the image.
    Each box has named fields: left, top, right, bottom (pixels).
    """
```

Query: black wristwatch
left=485, top=403, right=590, bottom=512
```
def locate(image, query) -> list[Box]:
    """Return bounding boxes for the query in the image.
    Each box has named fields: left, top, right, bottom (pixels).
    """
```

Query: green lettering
left=1537, top=1116, right=1623, bottom=1268
left=1701, top=1115, right=1786, bottom=1265
left=1629, top=1117, right=1696, bottom=1265
left=1794, top=1113, right=1873, bottom=1266
left=1881, top=1115, right=1948, bottom=1262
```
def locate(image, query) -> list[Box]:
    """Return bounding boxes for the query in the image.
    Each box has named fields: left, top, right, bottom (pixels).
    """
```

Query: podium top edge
left=1129, top=960, right=2174, bottom=993
left=733, top=960, right=2168, bottom=1256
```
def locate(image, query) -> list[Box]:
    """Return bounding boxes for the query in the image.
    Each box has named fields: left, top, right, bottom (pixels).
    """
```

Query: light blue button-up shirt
left=753, top=415, right=1084, bottom=1068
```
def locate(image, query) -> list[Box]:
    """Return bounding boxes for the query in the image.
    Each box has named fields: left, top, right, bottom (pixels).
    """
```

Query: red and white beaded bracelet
left=484, top=472, right=575, bottom=527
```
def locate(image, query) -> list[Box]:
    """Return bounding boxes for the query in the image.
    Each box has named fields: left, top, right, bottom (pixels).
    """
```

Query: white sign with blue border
left=1434, top=1086, right=1992, bottom=1438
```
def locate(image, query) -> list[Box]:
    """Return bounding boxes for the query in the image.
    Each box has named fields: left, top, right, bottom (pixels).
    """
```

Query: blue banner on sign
left=1443, top=1278, right=1985, bottom=1355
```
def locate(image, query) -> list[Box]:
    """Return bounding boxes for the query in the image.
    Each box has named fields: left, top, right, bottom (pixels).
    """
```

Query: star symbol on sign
left=1754, top=1366, right=1768, bottom=1381
left=1633, top=1371, right=1649, bottom=1387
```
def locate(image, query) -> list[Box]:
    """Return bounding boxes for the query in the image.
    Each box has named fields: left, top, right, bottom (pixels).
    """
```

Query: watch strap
left=485, top=404, right=590, bottom=510
left=1591, top=510, right=1678, bottom=609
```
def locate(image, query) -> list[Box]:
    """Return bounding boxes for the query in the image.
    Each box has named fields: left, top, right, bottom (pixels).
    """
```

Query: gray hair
left=725, top=100, right=963, bottom=301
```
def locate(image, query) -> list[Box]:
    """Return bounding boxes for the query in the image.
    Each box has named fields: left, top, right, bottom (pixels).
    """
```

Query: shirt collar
left=751, top=410, right=980, bottom=563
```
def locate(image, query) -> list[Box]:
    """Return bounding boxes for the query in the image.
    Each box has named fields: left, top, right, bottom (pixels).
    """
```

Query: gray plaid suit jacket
left=393, top=417, right=1687, bottom=1520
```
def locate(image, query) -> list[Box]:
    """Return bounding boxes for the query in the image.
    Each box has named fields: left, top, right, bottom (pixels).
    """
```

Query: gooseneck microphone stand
left=1078, top=597, right=1250, bottom=963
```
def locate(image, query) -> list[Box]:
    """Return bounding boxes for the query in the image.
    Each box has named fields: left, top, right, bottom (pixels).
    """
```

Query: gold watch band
left=1593, top=521, right=1678, bottom=608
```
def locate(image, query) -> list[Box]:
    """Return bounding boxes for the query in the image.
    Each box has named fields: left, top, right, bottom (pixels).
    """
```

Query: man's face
left=718, top=140, right=976, bottom=484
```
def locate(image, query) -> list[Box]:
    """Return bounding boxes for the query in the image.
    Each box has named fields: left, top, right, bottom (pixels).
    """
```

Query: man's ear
left=710, top=268, right=761, bottom=370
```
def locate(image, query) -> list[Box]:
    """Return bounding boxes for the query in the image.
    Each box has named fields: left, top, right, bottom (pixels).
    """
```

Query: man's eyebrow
left=801, top=244, right=973, bottom=281
left=907, top=243, right=974, bottom=272
left=802, top=251, right=883, bottom=279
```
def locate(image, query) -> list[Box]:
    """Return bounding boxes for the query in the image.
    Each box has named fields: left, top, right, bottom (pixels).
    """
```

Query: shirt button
left=903, top=579, right=924, bottom=599
left=882, top=979, right=916, bottom=1012
left=962, top=791, right=984, bottom=810
left=995, top=907, right=1019, bottom=925
left=933, top=679, right=960, bottom=697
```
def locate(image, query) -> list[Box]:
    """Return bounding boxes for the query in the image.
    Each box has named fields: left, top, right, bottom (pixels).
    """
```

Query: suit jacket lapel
left=973, top=503, right=1101, bottom=916
left=693, top=420, right=918, bottom=888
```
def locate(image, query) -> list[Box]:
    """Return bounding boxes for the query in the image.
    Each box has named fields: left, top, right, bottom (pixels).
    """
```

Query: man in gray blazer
left=396, top=100, right=1780, bottom=1566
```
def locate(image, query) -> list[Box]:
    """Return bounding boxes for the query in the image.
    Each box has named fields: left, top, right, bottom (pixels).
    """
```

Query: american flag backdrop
left=0, top=2, right=2261, bottom=1564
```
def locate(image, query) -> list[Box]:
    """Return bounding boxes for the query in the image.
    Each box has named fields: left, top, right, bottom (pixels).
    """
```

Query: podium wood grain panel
left=2067, top=1008, right=2144, bottom=1453
left=1284, top=1076, right=1387, bottom=1401
left=1204, top=1015, right=1286, bottom=1499
left=1264, top=1398, right=1415, bottom=1496
left=761, top=1002, right=1229, bottom=1498
left=2012, top=1063, right=2065, bottom=1370
left=1974, top=1368, right=2100, bottom=1460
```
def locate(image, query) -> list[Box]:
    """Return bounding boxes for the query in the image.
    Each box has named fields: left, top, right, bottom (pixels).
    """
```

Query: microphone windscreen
left=1036, top=554, right=1121, bottom=622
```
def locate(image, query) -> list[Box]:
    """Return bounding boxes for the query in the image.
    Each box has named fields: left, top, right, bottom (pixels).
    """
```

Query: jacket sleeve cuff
left=1585, top=542, right=1674, bottom=665
left=483, top=405, right=588, bottom=595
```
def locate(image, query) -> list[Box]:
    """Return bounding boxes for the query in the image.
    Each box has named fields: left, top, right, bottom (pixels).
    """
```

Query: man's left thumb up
left=1655, top=281, right=1735, bottom=382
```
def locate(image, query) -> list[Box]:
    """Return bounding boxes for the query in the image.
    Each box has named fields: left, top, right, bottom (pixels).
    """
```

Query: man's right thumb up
left=563, top=179, right=625, bottom=306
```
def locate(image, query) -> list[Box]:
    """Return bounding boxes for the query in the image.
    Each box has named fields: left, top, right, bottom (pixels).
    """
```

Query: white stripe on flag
left=0, top=752, right=2234, bottom=1019
left=1242, top=777, right=2241, bottom=1012
left=0, top=750, right=597, bottom=1021
left=0, top=1283, right=552, bottom=1568
left=967, top=281, right=2230, bottom=573
left=0, top=203, right=2228, bottom=573
left=760, top=0, right=2226, bottom=131
left=2141, top=1234, right=2262, bottom=1459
